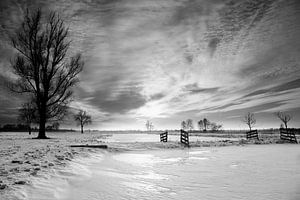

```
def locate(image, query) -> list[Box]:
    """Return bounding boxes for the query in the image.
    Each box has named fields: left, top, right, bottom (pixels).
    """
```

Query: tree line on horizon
left=178, top=111, right=293, bottom=133
left=0, top=122, right=67, bottom=133
left=16, top=107, right=92, bottom=135
left=180, top=118, right=223, bottom=132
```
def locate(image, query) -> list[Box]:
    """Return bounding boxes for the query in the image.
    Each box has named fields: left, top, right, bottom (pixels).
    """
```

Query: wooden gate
left=246, top=130, right=259, bottom=140
left=180, top=129, right=189, bottom=147
left=160, top=131, right=168, bottom=142
left=280, top=128, right=298, bottom=143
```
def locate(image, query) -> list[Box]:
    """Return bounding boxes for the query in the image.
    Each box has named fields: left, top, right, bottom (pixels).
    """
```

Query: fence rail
left=280, top=128, right=298, bottom=143
left=180, top=129, right=189, bottom=147
left=160, top=131, right=168, bottom=142
left=246, top=129, right=259, bottom=140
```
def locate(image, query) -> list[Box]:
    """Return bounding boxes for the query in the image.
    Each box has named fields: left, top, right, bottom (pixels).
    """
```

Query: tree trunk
left=81, top=125, right=83, bottom=134
left=285, top=123, right=288, bottom=130
left=37, top=105, right=47, bottom=139
left=28, top=126, right=31, bottom=135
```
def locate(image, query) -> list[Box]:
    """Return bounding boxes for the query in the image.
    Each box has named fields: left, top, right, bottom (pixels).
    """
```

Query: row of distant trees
left=18, top=106, right=92, bottom=135
left=0, top=122, right=60, bottom=133
left=179, top=111, right=292, bottom=133
left=180, top=118, right=223, bottom=132
left=243, top=111, right=292, bottom=131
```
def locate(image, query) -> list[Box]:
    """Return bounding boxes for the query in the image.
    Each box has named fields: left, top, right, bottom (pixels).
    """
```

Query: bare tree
left=18, top=102, right=36, bottom=135
left=9, top=9, right=83, bottom=139
left=210, top=122, right=223, bottom=132
left=145, top=120, right=154, bottom=131
left=150, top=122, right=154, bottom=131
left=181, top=121, right=187, bottom=130
left=52, top=122, right=60, bottom=130
left=74, top=110, right=92, bottom=133
left=243, top=112, right=256, bottom=131
left=198, top=120, right=204, bottom=131
left=276, top=112, right=291, bottom=129
left=186, top=119, right=194, bottom=131
left=203, top=118, right=210, bottom=132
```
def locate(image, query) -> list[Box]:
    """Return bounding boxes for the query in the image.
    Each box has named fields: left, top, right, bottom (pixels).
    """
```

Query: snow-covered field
left=100, top=133, right=240, bottom=143
left=13, top=145, right=300, bottom=200
left=0, top=131, right=299, bottom=200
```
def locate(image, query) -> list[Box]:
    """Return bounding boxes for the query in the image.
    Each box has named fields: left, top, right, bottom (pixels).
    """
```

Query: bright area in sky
left=0, top=0, right=300, bottom=130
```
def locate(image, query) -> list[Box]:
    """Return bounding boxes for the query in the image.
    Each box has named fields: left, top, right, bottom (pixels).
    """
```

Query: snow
left=0, top=131, right=299, bottom=200
left=18, top=145, right=300, bottom=200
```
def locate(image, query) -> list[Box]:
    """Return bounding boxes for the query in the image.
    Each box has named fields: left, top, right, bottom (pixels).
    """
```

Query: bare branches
left=243, top=112, right=256, bottom=131
left=18, top=101, right=37, bottom=135
left=74, top=110, right=92, bottom=133
left=186, top=119, right=193, bottom=131
left=181, top=121, right=186, bottom=130
left=181, top=119, right=194, bottom=131
left=145, top=120, right=154, bottom=131
left=275, top=112, right=291, bottom=129
left=18, top=102, right=37, bottom=124
left=197, top=120, right=203, bottom=131
left=203, top=118, right=210, bottom=132
left=10, top=9, right=84, bottom=138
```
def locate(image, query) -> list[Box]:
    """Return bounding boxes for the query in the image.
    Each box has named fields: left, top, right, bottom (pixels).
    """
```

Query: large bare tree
left=74, top=110, right=92, bottom=133
left=10, top=9, right=83, bottom=138
left=243, top=112, right=256, bottom=131
left=276, top=112, right=291, bottom=129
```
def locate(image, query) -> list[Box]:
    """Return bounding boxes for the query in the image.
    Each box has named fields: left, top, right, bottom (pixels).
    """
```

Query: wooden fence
left=160, top=131, right=168, bottom=142
left=246, top=129, right=259, bottom=140
left=280, top=128, right=298, bottom=143
left=180, top=129, right=189, bottom=147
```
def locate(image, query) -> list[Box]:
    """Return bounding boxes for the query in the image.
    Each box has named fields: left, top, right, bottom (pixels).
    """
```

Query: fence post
left=160, top=131, right=168, bottom=142
left=180, top=129, right=189, bottom=147
left=280, top=128, right=297, bottom=143
left=246, top=130, right=259, bottom=140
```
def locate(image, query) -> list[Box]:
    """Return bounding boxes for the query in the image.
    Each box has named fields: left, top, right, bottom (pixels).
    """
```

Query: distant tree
left=198, top=120, right=204, bottom=131
left=9, top=9, right=84, bottom=139
left=146, top=120, right=150, bottom=130
left=203, top=118, right=210, bottom=132
left=210, top=122, right=223, bottom=132
left=280, top=124, right=284, bottom=129
left=18, top=102, right=36, bottom=135
left=46, top=125, right=53, bottom=130
left=74, top=110, right=92, bottom=133
left=181, top=121, right=187, bottom=130
left=243, top=112, right=256, bottom=131
left=276, top=112, right=291, bottom=129
left=52, top=122, right=60, bottom=130
left=150, top=123, right=154, bottom=131
left=186, top=119, right=194, bottom=131
left=145, top=120, right=154, bottom=131
left=3, top=124, right=17, bottom=131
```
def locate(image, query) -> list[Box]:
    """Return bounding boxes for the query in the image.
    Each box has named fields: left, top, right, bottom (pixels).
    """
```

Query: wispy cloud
left=0, top=0, right=300, bottom=129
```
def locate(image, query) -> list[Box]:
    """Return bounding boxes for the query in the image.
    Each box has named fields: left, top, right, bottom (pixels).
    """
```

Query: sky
left=0, top=0, right=300, bottom=130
